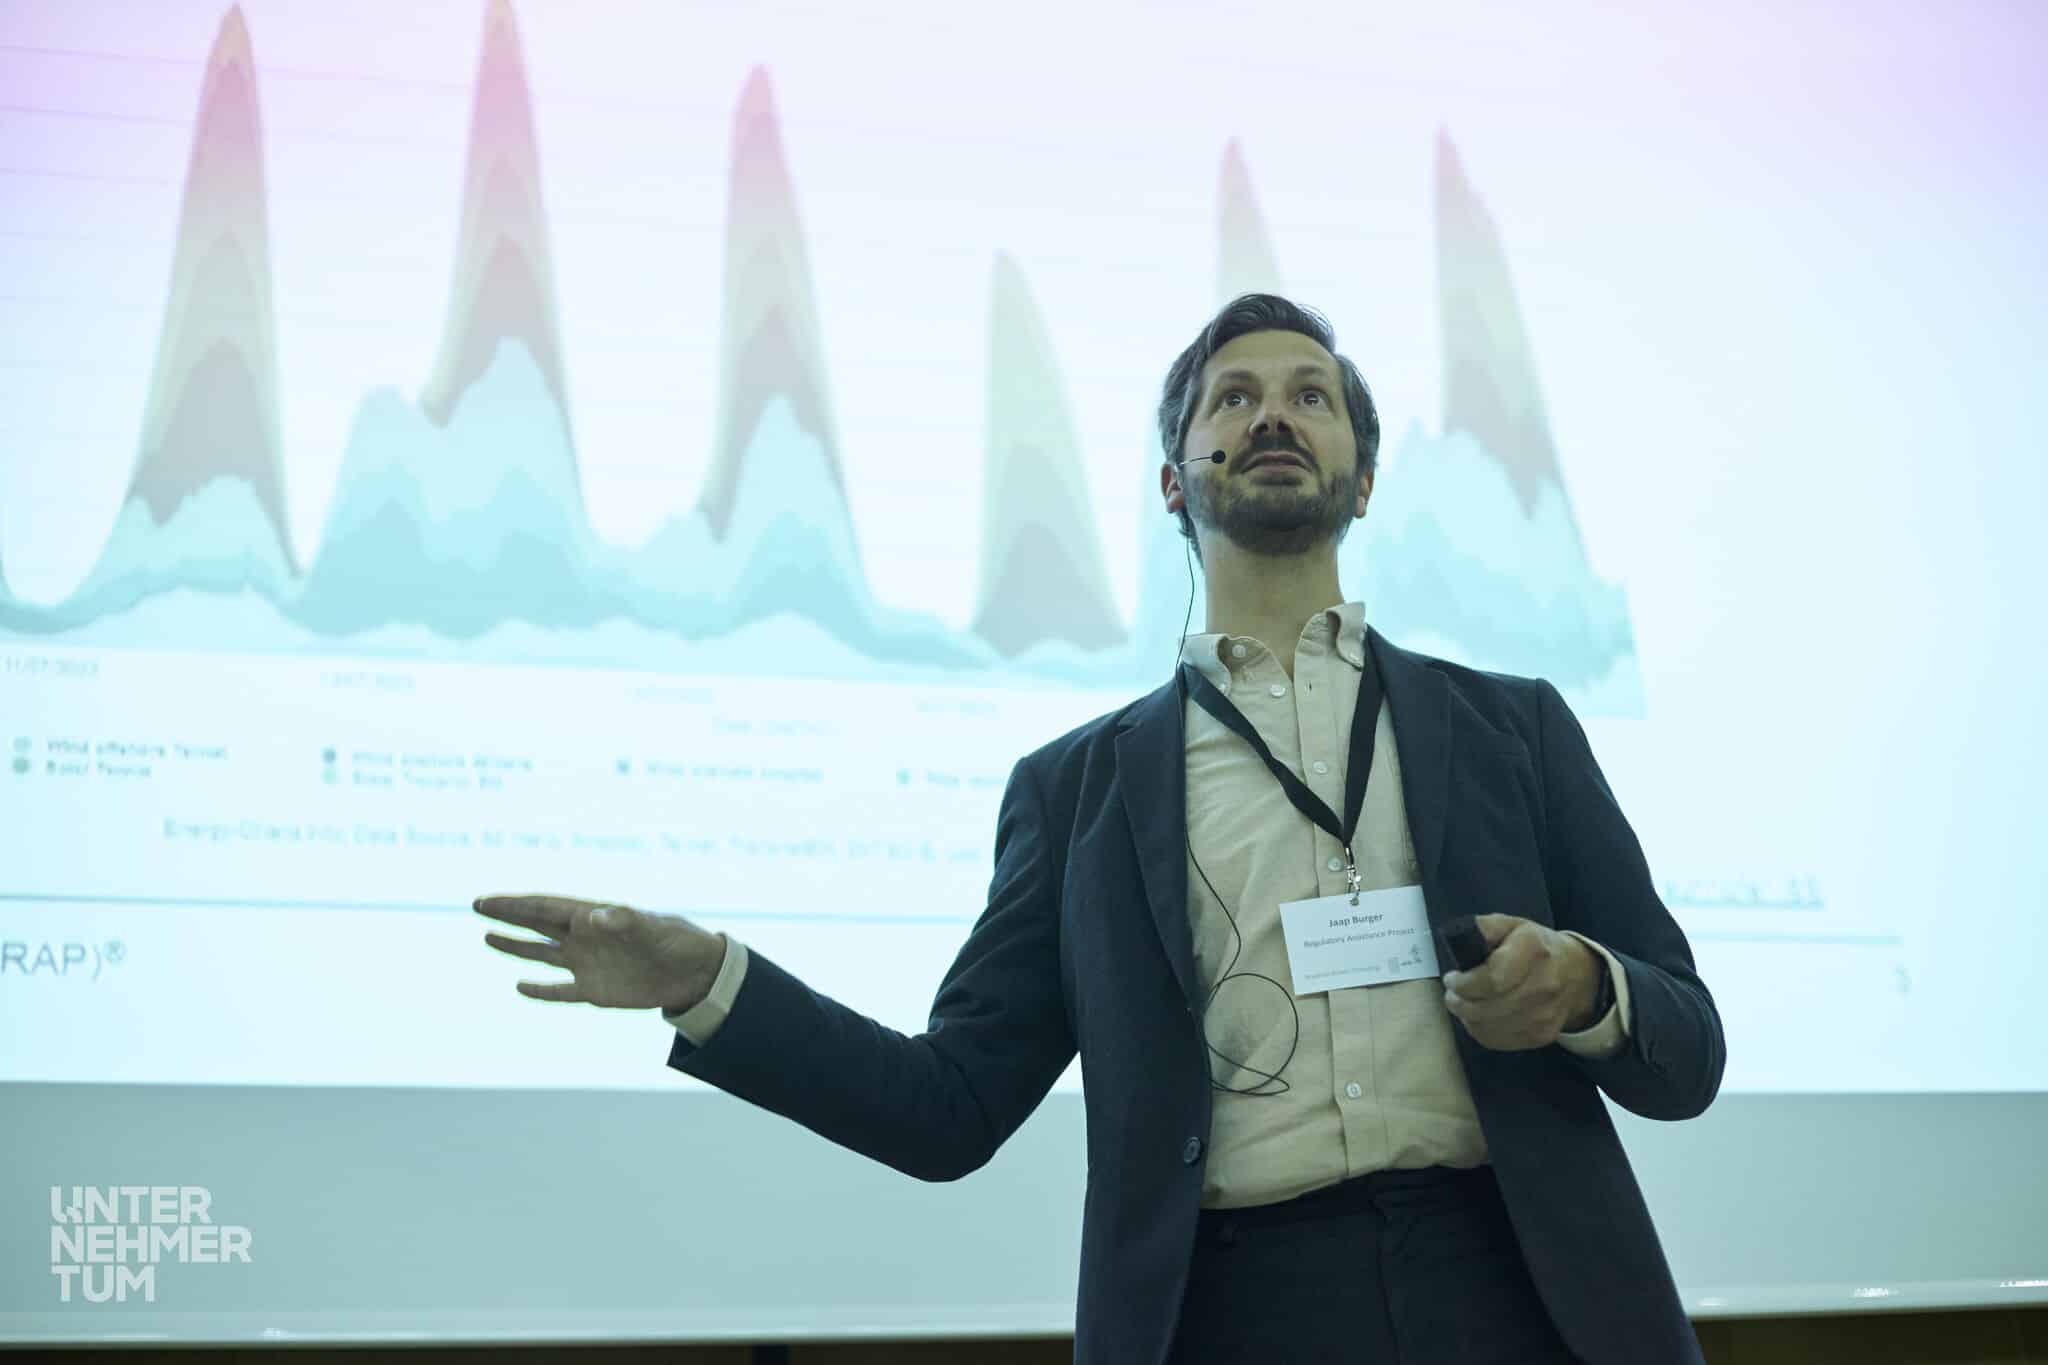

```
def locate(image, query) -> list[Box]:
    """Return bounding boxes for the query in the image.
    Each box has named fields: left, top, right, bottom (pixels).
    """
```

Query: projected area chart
left=5, top=0, right=2016, bottom=1096
left=1, top=6, right=1642, bottom=694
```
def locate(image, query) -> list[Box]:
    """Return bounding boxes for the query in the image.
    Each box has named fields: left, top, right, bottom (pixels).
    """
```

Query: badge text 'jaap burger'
left=49, top=1186, right=253, bottom=1303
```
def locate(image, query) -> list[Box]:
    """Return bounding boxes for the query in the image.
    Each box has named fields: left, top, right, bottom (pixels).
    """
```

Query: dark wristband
left=1582, top=955, right=1616, bottom=1027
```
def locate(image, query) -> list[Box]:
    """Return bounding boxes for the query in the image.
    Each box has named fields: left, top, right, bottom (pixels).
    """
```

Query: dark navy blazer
left=671, top=628, right=1725, bottom=1364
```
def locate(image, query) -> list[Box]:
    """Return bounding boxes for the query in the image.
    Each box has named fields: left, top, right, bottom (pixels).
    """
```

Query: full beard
left=1189, top=470, right=1356, bottom=557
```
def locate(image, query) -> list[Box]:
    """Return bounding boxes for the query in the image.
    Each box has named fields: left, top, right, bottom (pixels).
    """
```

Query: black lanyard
left=1182, top=647, right=1384, bottom=903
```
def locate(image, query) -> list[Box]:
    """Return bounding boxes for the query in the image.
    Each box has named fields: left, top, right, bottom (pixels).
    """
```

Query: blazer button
left=1182, top=1136, right=1204, bottom=1165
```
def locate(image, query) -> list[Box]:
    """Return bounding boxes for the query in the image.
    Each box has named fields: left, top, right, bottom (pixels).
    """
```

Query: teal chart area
left=0, top=5, right=1638, bottom=707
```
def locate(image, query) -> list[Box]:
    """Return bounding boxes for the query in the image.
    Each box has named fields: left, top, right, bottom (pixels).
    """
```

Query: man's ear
left=1160, top=461, right=1186, bottom=517
left=1354, top=468, right=1374, bottom=520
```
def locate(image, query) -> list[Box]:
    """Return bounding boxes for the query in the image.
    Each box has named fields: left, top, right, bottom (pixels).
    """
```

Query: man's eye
left=1301, top=390, right=1325, bottom=406
left=1221, top=392, right=1248, bottom=408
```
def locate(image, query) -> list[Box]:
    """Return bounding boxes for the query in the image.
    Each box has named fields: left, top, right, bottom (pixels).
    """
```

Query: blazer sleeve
left=1536, top=680, right=1727, bottom=1119
left=665, top=754, right=1077, bottom=1181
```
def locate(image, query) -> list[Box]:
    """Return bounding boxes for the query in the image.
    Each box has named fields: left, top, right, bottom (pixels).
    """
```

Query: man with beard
left=478, top=295, right=1724, bottom=1364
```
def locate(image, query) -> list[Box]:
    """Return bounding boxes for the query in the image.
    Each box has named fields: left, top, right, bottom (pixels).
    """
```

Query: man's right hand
left=474, top=894, right=724, bottom=1013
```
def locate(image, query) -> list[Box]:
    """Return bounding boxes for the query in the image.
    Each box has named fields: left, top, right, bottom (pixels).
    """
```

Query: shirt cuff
left=1554, top=932, right=1632, bottom=1059
left=662, top=934, right=749, bottom=1046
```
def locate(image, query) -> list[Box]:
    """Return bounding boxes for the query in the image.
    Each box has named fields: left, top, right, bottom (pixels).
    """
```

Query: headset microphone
left=1178, top=450, right=1225, bottom=468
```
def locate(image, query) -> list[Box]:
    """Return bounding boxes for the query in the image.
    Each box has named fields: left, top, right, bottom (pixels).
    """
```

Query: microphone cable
left=1173, top=528, right=1301, bottom=1097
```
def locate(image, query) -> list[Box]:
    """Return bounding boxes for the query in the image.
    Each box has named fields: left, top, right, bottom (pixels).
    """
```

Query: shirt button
left=1345, top=1082, right=1363, bottom=1100
left=1182, top=1136, right=1204, bottom=1165
left=1311, top=760, right=1329, bottom=775
left=1268, top=683, right=1287, bottom=698
left=1231, top=642, right=1248, bottom=659
left=1327, top=856, right=1345, bottom=872
left=1218, top=680, right=1230, bottom=694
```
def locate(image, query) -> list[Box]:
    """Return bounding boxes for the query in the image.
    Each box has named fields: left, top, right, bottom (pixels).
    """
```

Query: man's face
left=1170, top=329, right=1369, bottom=557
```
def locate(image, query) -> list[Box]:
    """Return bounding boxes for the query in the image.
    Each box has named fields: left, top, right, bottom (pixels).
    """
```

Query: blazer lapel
left=1112, top=637, right=1447, bottom=1009
left=1369, top=628, right=1452, bottom=898
left=1115, top=679, right=1203, bottom=1011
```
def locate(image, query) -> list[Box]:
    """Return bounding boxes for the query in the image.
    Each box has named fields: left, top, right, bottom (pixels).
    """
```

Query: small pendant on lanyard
left=1343, top=846, right=1363, bottom=905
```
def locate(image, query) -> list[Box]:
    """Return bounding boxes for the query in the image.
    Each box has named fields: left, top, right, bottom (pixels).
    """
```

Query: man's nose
left=1247, top=404, right=1297, bottom=441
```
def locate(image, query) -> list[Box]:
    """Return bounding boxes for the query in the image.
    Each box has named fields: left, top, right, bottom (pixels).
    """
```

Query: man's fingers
left=1473, top=914, right=1521, bottom=948
left=515, top=978, right=588, bottom=1003
left=483, top=931, right=562, bottom=965
left=1446, top=963, right=1567, bottom=1030
left=474, top=894, right=590, bottom=936
left=1446, top=986, right=1528, bottom=1028
left=1450, top=923, right=1541, bottom=1000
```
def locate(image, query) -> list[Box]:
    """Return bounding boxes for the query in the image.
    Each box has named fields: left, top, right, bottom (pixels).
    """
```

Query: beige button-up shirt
left=1178, top=601, right=1627, bottom=1208
left=668, top=601, right=1630, bottom=1210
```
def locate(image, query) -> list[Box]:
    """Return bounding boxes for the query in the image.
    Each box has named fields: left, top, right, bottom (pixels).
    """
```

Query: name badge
left=1278, top=884, right=1441, bottom=996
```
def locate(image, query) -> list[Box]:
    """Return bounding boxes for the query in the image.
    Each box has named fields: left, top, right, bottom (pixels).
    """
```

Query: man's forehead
left=1200, top=330, right=1338, bottom=386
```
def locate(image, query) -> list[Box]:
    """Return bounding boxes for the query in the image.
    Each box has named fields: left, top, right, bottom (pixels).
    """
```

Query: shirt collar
left=1177, top=600, right=1368, bottom=687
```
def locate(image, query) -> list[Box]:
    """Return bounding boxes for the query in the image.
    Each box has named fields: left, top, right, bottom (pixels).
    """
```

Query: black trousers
left=1168, top=1165, right=1580, bottom=1364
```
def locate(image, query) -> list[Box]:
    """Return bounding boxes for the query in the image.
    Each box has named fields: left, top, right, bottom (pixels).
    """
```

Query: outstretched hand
left=1441, top=914, right=1603, bottom=1051
left=475, top=894, right=723, bottom=1012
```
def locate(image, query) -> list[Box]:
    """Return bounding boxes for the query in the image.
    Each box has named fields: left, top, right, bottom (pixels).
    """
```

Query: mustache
left=1239, top=432, right=1314, bottom=467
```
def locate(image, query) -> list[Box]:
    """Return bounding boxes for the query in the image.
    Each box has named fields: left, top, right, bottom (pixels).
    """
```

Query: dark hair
left=1155, top=293, right=1380, bottom=548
